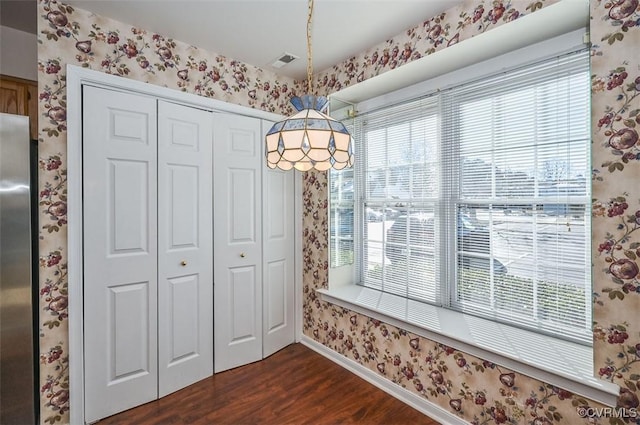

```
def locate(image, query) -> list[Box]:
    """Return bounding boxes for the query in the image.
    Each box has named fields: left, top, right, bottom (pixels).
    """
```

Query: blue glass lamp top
left=290, top=95, right=329, bottom=112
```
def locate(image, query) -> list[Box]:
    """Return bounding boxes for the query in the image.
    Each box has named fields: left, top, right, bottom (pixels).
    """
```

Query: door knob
left=240, top=253, right=246, bottom=258
left=180, top=260, right=187, bottom=266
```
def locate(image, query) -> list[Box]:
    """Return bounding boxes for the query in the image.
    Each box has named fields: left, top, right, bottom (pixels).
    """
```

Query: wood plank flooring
left=100, top=343, right=440, bottom=425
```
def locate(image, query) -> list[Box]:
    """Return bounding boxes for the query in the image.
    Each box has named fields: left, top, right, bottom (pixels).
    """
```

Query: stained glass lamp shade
left=265, top=95, right=353, bottom=172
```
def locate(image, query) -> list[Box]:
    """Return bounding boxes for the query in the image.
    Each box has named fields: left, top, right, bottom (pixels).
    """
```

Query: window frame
left=443, top=66, right=593, bottom=342
left=324, top=28, right=620, bottom=409
left=358, top=100, right=442, bottom=304
left=328, top=29, right=592, bottom=345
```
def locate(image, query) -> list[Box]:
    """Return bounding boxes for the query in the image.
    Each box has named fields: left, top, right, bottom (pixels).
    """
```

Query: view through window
left=329, top=48, right=591, bottom=344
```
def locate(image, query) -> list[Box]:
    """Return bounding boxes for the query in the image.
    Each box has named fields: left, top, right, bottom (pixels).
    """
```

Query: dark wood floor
left=100, top=343, right=439, bottom=425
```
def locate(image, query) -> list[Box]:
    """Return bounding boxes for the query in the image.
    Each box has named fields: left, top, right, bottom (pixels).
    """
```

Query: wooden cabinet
left=1, top=75, right=38, bottom=140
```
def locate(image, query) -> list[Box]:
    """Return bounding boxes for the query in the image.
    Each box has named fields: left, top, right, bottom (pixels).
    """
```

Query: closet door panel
left=108, top=159, right=149, bottom=252
left=213, top=114, right=263, bottom=372
left=262, top=148, right=295, bottom=358
left=109, top=282, right=151, bottom=377
left=166, top=275, right=199, bottom=357
left=229, top=168, right=257, bottom=242
left=158, top=101, right=213, bottom=397
left=228, top=266, right=258, bottom=339
left=167, top=164, right=199, bottom=246
left=83, top=86, right=158, bottom=423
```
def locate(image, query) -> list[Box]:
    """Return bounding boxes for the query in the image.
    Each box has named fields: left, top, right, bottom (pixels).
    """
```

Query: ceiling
left=1, top=1, right=38, bottom=34
left=0, top=0, right=459, bottom=80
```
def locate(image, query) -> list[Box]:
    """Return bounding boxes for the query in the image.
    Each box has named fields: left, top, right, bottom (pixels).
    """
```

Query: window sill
left=316, top=285, right=619, bottom=407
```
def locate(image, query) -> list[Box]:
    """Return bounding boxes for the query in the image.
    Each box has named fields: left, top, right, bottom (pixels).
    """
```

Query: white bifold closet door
left=213, top=115, right=295, bottom=372
left=261, top=120, right=296, bottom=359
left=83, top=86, right=213, bottom=423
left=213, top=114, right=263, bottom=372
left=157, top=100, right=213, bottom=397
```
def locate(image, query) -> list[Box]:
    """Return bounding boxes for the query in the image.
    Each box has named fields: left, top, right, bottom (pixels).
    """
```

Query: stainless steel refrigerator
left=0, top=112, right=37, bottom=424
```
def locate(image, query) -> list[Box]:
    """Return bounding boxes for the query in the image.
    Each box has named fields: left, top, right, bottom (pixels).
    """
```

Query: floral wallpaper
left=303, top=1, right=640, bottom=425
left=36, top=1, right=296, bottom=423
left=302, top=177, right=608, bottom=424
left=35, top=0, right=640, bottom=423
left=591, top=0, right=640, bottom=417
left=311, top=0, right=560, bottom=93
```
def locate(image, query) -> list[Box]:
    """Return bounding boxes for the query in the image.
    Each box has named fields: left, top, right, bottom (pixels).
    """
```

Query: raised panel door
left=83, top=86, right=158, bottom=423
left=261, top=123, right=295, bottom=357
left=213, top=113, right=263, bottom=372
left=157, top=101, right=213, bottom=396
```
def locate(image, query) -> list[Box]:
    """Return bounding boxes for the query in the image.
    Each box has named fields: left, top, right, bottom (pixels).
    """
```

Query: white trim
left=294, top=171, right=303, bottom=342
left=317, top=285, right=619, bottom=407
left=327, top=263, right=355, bottom=289
left=67, top=66, right=283, bottom=121
left=66, top=65, right=85, bottom=425
left=300, top=336, right=469, bottom=425
left=66, top=65, right=294, bottom=424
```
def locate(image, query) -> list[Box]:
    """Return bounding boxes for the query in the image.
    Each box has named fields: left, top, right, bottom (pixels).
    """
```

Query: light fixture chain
left=264, top=0, right=353, bottom=172
left=306, top=0, right=314, bottom=94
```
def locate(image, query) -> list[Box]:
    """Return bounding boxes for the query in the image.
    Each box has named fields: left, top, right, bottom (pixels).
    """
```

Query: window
left=329, top=167, right=354, bottom=268
left=329, top=48, right=591, bottom=344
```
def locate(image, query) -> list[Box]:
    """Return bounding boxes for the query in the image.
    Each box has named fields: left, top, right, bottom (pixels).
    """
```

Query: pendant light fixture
left=265, top=0, right=354, bottom=172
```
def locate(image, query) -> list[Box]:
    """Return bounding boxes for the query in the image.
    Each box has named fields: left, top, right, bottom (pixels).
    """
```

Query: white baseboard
left=300, top=336, right=469, bottom=425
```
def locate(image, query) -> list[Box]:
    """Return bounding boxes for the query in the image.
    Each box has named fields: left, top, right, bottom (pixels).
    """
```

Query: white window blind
left=356, top=96, right=442, bottom=304
left=340, top=48, right=591, bottom=344
left=329, top=166, right=355, bottom=268
left=445, top=50, right=591, bottom=343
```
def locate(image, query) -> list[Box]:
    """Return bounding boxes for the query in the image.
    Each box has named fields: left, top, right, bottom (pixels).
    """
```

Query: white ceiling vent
left=270, top=52, right=299, bottom=69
